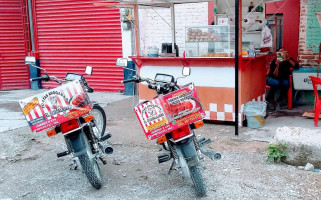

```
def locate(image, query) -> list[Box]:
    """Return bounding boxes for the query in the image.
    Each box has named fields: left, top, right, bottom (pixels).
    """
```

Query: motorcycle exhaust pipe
left=100, top=141, right=114, bottom=155
left=200, top=148, right=221, bottom=161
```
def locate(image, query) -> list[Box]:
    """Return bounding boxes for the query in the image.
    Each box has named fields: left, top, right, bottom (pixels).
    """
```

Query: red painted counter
left=130, top=55, right=268, bottom=125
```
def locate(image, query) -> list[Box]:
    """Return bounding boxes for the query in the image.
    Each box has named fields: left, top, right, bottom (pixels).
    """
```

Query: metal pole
left=170, top=4, right=176, bottom=55
left=27, top=0, right=35, bottom=51
left=133, top=5, right=140, bottom=56
left=234, top=0, right=241, bottom=136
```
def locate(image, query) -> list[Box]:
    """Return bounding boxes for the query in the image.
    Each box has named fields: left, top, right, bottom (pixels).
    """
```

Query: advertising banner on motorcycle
left=19, top=81, right=92, bottom=133
left=134, top=83, right=205, bottom=140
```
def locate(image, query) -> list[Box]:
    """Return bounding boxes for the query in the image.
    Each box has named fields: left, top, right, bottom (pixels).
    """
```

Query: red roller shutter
left=0, top=0, right=30, bottom=90
left=34, top=0, right=123, bottom=92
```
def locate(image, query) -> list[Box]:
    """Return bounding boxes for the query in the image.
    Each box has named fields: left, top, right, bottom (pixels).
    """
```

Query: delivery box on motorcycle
left=134, top=83, right=205, bottom=140
left=19, top=81, right=92, bottom=133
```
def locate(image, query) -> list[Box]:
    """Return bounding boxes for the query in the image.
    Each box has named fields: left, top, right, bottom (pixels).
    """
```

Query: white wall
left=138, top=3, right=208, bottom=56
left=215, top=0, right=265, bottom=49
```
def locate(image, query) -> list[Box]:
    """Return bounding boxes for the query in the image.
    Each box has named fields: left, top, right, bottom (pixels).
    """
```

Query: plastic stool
left=308, top=76, right=321, bottom=127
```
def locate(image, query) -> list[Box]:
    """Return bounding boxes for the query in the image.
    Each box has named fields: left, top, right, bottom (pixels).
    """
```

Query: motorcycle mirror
left=116, top=58, right=128, bottom=67
left=85, top=65, right=93, bottom=75
left=25, top=56, right=36, bottom=65
left=25, top=56, right=48, bottom=75
left=182, top=67, right=191, bottom=76
left=116, top=58, right=136, bottom=72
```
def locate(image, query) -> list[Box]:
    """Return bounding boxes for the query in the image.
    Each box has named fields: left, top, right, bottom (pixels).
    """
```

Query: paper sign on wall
left=218, top=18, right=229, bottom=25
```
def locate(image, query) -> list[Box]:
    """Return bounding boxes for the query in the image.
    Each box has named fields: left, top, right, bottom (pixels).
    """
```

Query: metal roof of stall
left=106, top=0, right=213, bottom=7
left=103, top=0, right=282, bottom=7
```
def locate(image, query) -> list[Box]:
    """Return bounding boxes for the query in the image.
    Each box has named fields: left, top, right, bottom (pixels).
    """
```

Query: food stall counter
left=130, top=55, right=268, bottom=125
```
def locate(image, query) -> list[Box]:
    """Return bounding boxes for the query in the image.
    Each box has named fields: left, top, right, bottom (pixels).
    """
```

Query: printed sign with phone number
left=134, top=83, right=205, bottom=140
left=19, top=81, right=92, bottom=133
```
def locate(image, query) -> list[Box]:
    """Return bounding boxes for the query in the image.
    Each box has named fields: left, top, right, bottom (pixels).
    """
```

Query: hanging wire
left=267, top=0, right=289, bottom=21
left=224, top=0, right=235, bottom=16
left=151, top=7, right=171, bottom=27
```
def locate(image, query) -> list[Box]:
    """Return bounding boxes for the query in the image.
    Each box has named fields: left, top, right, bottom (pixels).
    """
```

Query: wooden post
left=273, top=16, right=277, bottom=53
left=170, top=4, right=176, bottom=55
left=133, top=5, right=140, bottom=56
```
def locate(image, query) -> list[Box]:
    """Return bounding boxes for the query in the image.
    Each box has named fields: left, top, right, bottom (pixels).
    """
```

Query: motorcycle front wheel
left=91, top=104, right=106, bottom=137
left=189, top=165, right=207, bottom=197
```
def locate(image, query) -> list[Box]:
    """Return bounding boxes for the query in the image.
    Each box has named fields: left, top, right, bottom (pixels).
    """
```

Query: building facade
left=1, top=0, right=124, bottom=92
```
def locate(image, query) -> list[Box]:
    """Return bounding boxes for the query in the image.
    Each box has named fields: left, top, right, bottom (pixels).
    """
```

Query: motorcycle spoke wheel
left=91, top=104, right=106, bottom=137
left=79, top=154, right=103, bottom=189
left=78, top=133, right=103, bottom=189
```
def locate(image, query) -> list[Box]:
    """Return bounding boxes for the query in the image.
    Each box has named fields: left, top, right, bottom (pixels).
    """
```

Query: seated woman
left=266, top=49, right=299, bottom=110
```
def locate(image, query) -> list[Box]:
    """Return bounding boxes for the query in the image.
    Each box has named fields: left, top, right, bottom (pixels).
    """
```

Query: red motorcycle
left=117, top=58, right=221, bottom=197
left=20, top=57, right=112, bottom=189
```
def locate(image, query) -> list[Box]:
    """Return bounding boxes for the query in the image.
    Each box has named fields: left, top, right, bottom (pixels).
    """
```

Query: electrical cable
left=224, top=0, right=235, bottom=16
left=151, top=7, right=171, bottom=27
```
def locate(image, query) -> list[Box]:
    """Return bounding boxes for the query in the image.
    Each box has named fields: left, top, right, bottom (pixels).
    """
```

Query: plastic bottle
left=248, top=44, right=256, bottom=57
left=248, top=2, right=254, bottom=12
left=256, top=5, right=263, bottom=12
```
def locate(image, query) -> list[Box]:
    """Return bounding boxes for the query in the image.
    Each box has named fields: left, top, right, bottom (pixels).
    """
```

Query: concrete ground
left=0, top=89, right=320, bottom=199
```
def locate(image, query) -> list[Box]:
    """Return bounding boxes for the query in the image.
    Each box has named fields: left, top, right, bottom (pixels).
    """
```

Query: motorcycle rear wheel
left=189, top=165, right=207, bottom=197
left=79, top=154, right=102, bottom=189
left=92, top=104, right=106, bottom=137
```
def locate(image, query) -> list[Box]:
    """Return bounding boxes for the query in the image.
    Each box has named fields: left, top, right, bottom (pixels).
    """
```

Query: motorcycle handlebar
left=87, top=86, right=94, bottom=93
left=121, top=79, right=135, bottom=84
left=30, top=77, right=44, bottom=81
left=121, top=75, right=176, bottom=93
left=29, top=74, right=52, bottom=82
left=122, top=75, right=175, bottom=92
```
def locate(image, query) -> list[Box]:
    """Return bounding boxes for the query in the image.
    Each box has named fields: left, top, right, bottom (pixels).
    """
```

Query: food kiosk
left=103, top=0, right=269, bottom=130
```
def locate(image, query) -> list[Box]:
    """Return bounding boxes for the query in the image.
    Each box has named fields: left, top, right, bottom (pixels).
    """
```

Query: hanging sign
left=261, top=25, right=272, bottom=47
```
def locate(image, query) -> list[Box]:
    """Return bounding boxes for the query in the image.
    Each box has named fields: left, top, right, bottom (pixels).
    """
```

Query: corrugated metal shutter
left=0, top=0, right=30, bottom=90
left=34, top=0, right=124, bottom=92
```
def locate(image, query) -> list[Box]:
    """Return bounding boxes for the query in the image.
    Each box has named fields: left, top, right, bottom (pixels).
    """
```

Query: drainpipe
left=120, top=7, right=136, bottom=95
left=27, top=0, right=34, bottom=51
left=27, top=0, right=41, bottom=90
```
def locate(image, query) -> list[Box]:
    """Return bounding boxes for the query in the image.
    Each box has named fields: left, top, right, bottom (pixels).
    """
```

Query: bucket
left=147, top=46, right=159, bottom=57
left=247, top=115, right=264, bottom=128
left=243, top=101, right=267, bottom=129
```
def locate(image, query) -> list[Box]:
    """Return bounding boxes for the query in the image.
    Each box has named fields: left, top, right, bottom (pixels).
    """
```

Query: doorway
left=267, top=14, right=283, bottom=52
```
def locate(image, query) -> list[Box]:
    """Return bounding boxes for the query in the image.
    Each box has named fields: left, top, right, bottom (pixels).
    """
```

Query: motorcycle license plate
left=134, top=83, right=205, bottom=140
left=19, top=81, right=92, bottom=133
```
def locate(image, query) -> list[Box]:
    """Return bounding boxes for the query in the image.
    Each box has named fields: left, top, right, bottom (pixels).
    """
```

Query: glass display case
left=185, top=25, right=235, bottom=58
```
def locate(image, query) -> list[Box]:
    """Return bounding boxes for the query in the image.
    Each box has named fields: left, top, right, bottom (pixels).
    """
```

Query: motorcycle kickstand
left=69, top=159, right=79, bottom=170
left=99, top=156, right=107, bottom=165
left=168, top=160, right=175, bottom=175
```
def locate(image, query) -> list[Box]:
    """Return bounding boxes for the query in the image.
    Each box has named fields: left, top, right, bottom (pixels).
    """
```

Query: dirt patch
left=0, top=102, right=22, bottom=112
left=210, top=137, right=268, bottom=153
